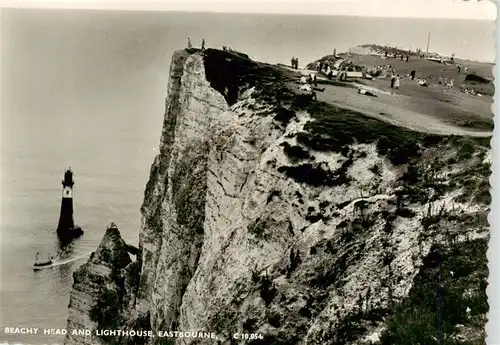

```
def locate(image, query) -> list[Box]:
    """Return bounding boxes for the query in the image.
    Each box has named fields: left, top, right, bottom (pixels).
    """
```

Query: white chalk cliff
left=65, top=49, right=490, bottom=345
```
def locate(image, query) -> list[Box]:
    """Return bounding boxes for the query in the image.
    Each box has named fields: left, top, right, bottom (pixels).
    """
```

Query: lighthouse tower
left=56, top=168, right=83, bottom=243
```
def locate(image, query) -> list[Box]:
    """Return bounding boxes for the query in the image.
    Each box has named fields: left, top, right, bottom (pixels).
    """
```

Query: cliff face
left=137, top=49, right=233, bottom=330
left=65, top=49, right=490, bottom=345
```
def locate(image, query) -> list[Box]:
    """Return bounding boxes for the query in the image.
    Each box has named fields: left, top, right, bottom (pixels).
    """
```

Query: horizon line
left=1, top=1, right=497, bottom=21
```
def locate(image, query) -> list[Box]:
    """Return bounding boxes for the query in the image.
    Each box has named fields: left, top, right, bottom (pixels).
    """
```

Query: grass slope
left=380, top=238, right=488, bottom=345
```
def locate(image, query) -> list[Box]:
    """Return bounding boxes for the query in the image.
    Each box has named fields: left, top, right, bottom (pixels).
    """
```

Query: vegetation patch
left=293, top=101, right=444, bottom=165
left=312, top=238, right=488, bottom=345
left=464, top=74, right=491, bottom=84
left=369, top=163, right=382, bottom=176
left=399, top=160, right=455, bottom=205
left=278, top=163, right=351, bottom=187
left=379, top=238, right=488, bottom=345
left=266, top=190, right=281, bottom=204
left=268, top=313, right=281, bottom=328
left=202, top=48, right=290, bottom=106
left=260, top=274, right=277, bottom=306
left=322, top=309, right=387, bottom=345
left=212, top=309, right=237, bottom=334
left=274, top=107, right=296, bottom=125
left=456, top=177, right=491, bottom=205
left=457, top=141, right=476, bottom=160
left=280, top=142, right=311, bottom=161
left=247, top=216, right=281, bottom=240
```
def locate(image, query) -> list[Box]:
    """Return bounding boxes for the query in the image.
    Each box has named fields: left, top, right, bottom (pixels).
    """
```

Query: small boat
left=33, top=251, right=55, bottom=271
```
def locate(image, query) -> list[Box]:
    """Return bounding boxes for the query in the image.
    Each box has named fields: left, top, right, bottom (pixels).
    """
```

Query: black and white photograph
left=0, top=1, right=497, bottom=344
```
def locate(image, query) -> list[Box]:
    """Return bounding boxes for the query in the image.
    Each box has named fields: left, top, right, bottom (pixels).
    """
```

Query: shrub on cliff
left=278, top=162, right=351, bottom=187
left=280, top=142, right=311, bottom=161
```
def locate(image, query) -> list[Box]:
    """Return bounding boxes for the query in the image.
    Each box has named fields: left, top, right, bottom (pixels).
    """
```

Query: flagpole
left=426, top=32, right=431, bottom=54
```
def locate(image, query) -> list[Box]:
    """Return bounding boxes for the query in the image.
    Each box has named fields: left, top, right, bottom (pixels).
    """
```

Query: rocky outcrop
left=65, top=48, right=490, bottom=345
left=65, top=224, right=138, bottom=345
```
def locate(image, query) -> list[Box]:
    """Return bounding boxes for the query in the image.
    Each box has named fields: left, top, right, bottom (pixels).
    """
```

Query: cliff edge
left=65, top=48, right=490, bottom=345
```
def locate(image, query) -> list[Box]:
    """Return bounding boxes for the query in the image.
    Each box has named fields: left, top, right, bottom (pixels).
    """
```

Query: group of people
left=438, top=77, right=455, bottom=88
left=187, top=37, right=205, bottom=50
left=369, top=64, right=396, bottom=78
left=337, top=67, right=349, bottom=81
left=314, top=60, right=339, bottom=79
left=384, top=50, right=410, bottom=62
left=300, top=73, right=318, bottom=87
left=297, top=73, right=326, bottom=100
left=391, top=68, right=459, bottom=90
left=390, top=74, right=401, bottom=89
left=388, top=67, right=419, bottom=89
left=461, top=87, right=482, bottom=97
left=290, top=48, right=466, bottom=97
left=318, top=62, right=334, bottom=79
left=315, top=61, right=324, bottom=71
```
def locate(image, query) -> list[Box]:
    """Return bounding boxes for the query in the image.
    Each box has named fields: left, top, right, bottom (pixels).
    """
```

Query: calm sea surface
left=1, top=9, right=494, bottom=344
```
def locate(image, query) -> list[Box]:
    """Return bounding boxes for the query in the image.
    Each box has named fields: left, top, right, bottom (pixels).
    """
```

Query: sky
left=0, top=0, right=497, bottom=20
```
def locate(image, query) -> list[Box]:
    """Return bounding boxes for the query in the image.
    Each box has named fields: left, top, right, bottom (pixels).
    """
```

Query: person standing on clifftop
left=410, top=68, right=416, bottom=80
left=201, top=38, right=205, bottom=50
left=187, top=37, right=192, bottom=48
left=394, top=75, right=400, bottom=89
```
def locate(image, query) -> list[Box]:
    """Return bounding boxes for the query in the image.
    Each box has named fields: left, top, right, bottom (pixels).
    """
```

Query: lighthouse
left=56, top=168, right=83, bottom=244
